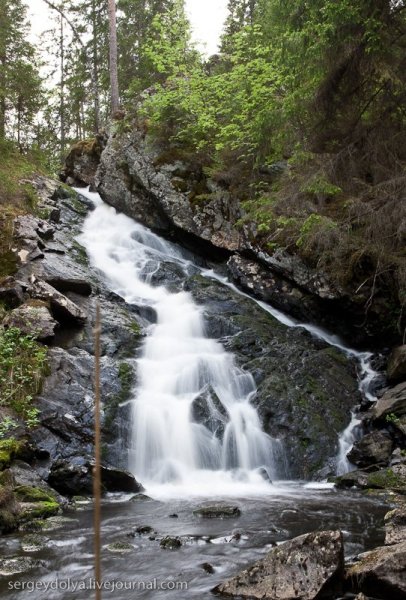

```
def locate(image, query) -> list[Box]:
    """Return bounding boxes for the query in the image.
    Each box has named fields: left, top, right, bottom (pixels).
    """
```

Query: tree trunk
left=107, top=0, right=120, bottom=115
left=0, top=54, right=6, bottom=138
left=60, top=15, right=66, bottom=158
left=42, top=0, right=101, bottom=135
left=91, top=0, right=100, bottom=133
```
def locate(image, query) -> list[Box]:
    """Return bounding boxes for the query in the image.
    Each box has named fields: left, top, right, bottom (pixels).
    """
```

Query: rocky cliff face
left=77, top=128, right=399, bottom=348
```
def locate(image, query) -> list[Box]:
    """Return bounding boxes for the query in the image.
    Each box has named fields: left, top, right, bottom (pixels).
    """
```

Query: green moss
left=14, top=486, right=56, bottom=503
left=322, top=347, right=349, bottom=366
left=71, top=240, right=89, bottom=266
left=20, top=501, right=60, bottom=520
left=367, top=468, right=405, bottom=492
left=104, top=362, right=135, bottom=430
left=0, top=439, right=24, bottom=470
left=129, top=320, right=141, bottom=336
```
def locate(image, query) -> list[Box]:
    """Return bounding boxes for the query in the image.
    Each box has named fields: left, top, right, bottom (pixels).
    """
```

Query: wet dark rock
left=3, top=303, right=57, bottom=340
left=347, top=431, right=393, bottom=468
left=193, top=504, right=241, bottom=519
left=0, top=276, right=25, bottom=308
left=107, top=541, right=134, bottom=554
left=186, top=275, right=359, bottom=479
left=48, top=460, right=142, bottom=495
left=345, top=541, right=406, bottom=600
left=334, top=465, right=406, bottom=492
left=191, top=385, right=228, bottom=437
left=129, top=494, right=155, bottom=502
left=387, top=346, right=406, bottom=383
left=372, top=382, right=406, bottom=437
left=213, top=530, right=344, bottom=600
left=169, top=513, right=179, bottom=518
left=160, top=536, right=182, bottom=549
left=384, top=507, right=406, bottom=545
left=201, top=562, right=215, bottom=574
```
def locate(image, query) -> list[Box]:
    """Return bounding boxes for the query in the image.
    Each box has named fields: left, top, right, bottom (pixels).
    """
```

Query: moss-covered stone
left=107, top=541, right=134, bottom=554
left=20, top=500, right=60, bottom=520
left=160, top=536, right=182, bottom=549
left=0, top=439, right=24, bottom=470
left=14, top=486, right=56, bottom=503
left=104, top=361, right=135, bottom=429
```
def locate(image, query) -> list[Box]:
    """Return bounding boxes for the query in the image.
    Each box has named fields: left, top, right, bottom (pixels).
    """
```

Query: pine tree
left=0, top=0, right=43, bottom=143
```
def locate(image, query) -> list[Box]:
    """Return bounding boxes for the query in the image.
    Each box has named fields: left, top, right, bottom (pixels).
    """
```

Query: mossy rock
left=160, top=536, right=182, bottom=550
left=193, top=504, right=242, bottom=519
left=20, top=500, right=60, bottom=520
left=107, top=541, right=134, bottom=554
left=14, top=486, right=56, bottom=503
left=21, top=534, right=49, bottom=552
left=0, top=439, right=24, bottom=470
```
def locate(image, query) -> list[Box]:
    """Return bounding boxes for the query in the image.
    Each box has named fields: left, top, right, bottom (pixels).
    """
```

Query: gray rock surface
left=213, top=530, right=344, bottom=599
left=347, top=431, right=393, bottom=468
left=385, top=507, right=406, bottom=545
left=346, top=540, right=406, bottom=600
left=4, top=303, right=57, bottom=340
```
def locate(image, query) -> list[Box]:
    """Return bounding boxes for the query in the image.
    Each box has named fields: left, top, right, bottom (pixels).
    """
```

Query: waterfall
left=77, top=189, right=381, bottom=486
left=78, top=193, right=286, bottom=495
left=202, top=272, right=381, bottom=475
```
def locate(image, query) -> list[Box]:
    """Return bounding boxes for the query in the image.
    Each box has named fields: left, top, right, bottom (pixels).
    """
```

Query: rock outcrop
left=345, top=541, right=406, bottom=600
left=213, top=530, right=344, bottom=600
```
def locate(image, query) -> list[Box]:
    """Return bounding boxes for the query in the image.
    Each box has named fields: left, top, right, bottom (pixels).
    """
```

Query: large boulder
left=0, top=276, right=25, bottom=308
left=48, top=459, right=142, bottom=495
left=29, top=278, right=87, bottom=324
left=384, top=507, right=406, bottom=546
left=62, top=137, right=105, bottom=187
left=372, top=382, right=406, bottom=436
left=347, top=431, right=393, bottom=468
left=4, top=302, right=57, bottom=340
left=213, top=530, right=344, bottom=600
left=387, top=346, right=406, bottom=383
left=96, top=129, right=241, bottom=254
left=345, top=541, right=406, bottom=600
left=335, top=464, right=406, bottom=492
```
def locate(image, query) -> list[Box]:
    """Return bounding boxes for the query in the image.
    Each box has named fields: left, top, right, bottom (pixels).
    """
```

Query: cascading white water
left=78, top=192, right=285, bottom=496
left=77, top=188, right=381, bottom=486
left=203, top=271, right=381, bottom=474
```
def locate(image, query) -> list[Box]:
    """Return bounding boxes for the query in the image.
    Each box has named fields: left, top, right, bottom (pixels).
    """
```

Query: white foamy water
left=78, top=194, right=286, bottom=495
left=77, top=188, right=381, bottom=484
left=202, top=270, right=380, bottom=474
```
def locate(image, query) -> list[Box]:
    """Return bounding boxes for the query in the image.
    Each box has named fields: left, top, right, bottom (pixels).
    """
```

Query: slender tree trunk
left=107, top=0, right=120, bottom=115
left=60, top=15, right=66, bottom=158
left=0, top=54, right=6, bottom=138
left=42, top=0, right=101, bottom=135
left=91, top=0, right=100, bottom=133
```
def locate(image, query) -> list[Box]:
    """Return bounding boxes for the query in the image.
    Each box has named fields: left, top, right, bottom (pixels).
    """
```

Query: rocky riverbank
left=0, top=177, right=143, bottom=533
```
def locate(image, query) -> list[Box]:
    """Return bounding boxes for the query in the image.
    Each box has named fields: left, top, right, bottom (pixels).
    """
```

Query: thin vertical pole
left=93, top=302, right=102, bottom=600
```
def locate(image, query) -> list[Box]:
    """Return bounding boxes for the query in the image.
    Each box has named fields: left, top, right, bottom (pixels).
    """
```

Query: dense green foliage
left=0, top=328, right=47, bottom=432
left=137, top=0, right=406, bottom=335
left=0, top=0, right=43, bottom=148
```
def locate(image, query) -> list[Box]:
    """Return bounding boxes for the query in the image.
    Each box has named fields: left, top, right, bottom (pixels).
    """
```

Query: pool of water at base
left=0, top=483, right=390, bottom=599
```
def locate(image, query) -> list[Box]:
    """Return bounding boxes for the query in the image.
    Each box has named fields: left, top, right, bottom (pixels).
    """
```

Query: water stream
left=0, top=190, right=389, bottom=600
left=78, top=189, right=381, bottom=484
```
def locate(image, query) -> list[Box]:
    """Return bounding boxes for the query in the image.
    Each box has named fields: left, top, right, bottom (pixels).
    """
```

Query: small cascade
left=78, top=194, right=285, bottom=494
left=202, top=270, right=381, bottom=475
